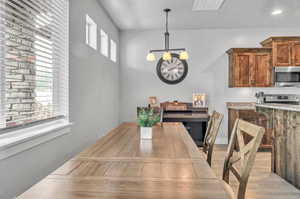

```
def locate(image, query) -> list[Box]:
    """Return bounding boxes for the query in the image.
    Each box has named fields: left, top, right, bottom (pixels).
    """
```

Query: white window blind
left=0, top=0, right=69, bottom=130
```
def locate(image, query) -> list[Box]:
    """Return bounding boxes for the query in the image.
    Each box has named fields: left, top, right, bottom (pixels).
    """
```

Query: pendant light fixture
left=146, top=8, right=189, bottom=62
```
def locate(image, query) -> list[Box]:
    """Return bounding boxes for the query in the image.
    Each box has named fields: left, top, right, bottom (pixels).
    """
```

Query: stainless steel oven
left=275, top=67, right=300, bottom=87
left=255, top=92, right=300, bottom=105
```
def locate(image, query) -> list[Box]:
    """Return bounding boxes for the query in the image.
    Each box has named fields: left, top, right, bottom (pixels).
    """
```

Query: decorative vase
left=140, top=127, right=152, bottom=139
left=140, top=139, right=153, bottom=153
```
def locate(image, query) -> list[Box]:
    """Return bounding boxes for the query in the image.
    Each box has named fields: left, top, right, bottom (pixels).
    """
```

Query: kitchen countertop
left=227, top=102, right=256, bottom=110
left=255, top=103, right=300, bottom=112
left=227, top=102, right=300, bottom=112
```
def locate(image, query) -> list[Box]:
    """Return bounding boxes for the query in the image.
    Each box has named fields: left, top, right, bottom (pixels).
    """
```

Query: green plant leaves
left=137, top=108, right=160, bottom=127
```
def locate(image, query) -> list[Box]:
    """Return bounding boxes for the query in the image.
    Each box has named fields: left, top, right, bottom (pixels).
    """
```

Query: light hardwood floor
left=207, top=145, right=271, bottom=182
left=203, top=145, right=300, bottom=199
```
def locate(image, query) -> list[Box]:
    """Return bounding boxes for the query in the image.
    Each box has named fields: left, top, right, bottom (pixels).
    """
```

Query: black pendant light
left=147, top=8, right=189, bottom=61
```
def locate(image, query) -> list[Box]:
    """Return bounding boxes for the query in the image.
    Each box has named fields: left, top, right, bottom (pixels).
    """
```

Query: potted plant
left=137, top=108, right=160, bottom=139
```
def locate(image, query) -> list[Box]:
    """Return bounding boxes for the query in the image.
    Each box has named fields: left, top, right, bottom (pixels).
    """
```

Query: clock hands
left=168, top=66, right=177, bottom=72
left=157, top=54, right=187, bottom=84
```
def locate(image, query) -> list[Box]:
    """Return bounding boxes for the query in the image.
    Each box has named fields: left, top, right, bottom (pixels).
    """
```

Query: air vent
left=192, top=0, right=226, bottom=11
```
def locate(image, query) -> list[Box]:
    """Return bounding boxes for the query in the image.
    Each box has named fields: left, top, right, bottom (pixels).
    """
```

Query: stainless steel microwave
left=275, top=67, right=300, bottom=87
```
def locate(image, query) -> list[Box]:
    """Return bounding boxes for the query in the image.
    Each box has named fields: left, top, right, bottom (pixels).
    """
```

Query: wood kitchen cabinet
left=261, top=37, right=300, bottom=67
left=227, top=48, right=272, bottom=87
left=228, top=108, right=272, bottom=151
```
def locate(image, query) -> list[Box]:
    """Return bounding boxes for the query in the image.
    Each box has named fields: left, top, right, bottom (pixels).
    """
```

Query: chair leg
left=223, top=159, right=230, bottom=183
left=237, top=181, right=248, bottom=199
left=207, top=146, right=213, bottom=167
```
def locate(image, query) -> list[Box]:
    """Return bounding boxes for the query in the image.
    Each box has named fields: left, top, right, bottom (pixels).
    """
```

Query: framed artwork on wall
left=193, top=93, right=206, bottom=108
left=148, top=96, right=160, bottom=108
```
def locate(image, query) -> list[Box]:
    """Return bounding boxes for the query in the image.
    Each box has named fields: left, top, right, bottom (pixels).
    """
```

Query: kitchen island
left=256, top=104, right=300, bottom=189
left=17, top=123, right=229, bottom=199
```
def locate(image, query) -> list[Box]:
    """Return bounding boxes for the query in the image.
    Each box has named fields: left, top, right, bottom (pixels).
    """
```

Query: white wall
left=120, top=28, right=300, bottom=144
left=69, top=0, right=120, bottom=150
left=0, top=1, right=120, bottom=199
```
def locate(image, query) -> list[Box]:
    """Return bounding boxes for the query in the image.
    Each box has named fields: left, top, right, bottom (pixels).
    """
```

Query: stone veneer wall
left=5, top=8, right=36, bottom=127
left=3, top=0, right=52, bottom=128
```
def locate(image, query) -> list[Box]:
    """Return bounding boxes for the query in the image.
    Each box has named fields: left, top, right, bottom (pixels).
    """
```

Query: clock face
left=156, top=53, right=188, bottom=84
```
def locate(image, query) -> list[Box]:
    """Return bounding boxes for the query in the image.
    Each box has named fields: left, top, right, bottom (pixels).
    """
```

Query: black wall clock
left=156, top=53, right=188, bottom=85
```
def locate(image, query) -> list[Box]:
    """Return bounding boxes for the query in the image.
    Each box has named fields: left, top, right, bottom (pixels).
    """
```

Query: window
left=0, top=0, right=69, bottom=131
left=100, top=29, right=108, bottom=57
left=110, top=40, right=117, bottom=62
left=86, top=15, right=97, bottom=50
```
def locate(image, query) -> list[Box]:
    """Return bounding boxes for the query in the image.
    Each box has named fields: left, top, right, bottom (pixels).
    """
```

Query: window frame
left=0, top=5, right=69, bottom=131
left=0, top=0, right=70, bottom=132
left=0, top=0, right=71, bottom=160
left=100, top=29, right=109, bottom=57
left=85, top=14, right=97, bottom=50
left=110, top=39, right=117, bottom=62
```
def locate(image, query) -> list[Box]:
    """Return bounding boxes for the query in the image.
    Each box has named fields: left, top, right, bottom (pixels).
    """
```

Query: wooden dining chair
left=202, top=111, right=224, bottom=166
left=222, top=119, right=265, bottom=199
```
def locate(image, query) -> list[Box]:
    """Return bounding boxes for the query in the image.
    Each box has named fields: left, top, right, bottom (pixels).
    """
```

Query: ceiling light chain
left=165, top=8, right=170, bottom=51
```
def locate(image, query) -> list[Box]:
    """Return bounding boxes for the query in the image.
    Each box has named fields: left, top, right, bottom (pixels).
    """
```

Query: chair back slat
left=223, top=119, right=265, bottom=199
left=238, top=120, right=262, bottom=137
left=203, top=111, right=223, bottom=166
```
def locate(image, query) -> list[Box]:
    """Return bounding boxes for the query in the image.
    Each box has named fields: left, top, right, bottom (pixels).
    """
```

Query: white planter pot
left=140, top=139, right=152, bottom=153
left=140, top=127, right=152, bottom=139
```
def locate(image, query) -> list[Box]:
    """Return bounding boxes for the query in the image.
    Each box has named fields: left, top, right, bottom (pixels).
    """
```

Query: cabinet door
left=256, top=113, right=272, bottom=149
left=254, top=53, right=272, bottom=87
left=238, top=110, right=272, bottom=150
left=239, top=110, right=258, bottom=145
left=292, top=41, right=300, bottom=66
left=234, top=53, right=252, bottom=87
left=273, top=41, right=292, bottom=66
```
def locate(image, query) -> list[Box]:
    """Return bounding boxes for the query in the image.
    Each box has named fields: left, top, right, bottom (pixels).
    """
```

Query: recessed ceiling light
left=271, top=9, right=283, bottom=15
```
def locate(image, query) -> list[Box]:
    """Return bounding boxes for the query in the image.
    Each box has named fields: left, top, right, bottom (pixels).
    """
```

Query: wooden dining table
left=17, top=122, right=229, bottom=199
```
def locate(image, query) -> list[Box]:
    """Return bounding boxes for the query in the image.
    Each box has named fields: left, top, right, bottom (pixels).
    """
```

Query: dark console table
left=161, top=102, right=210, bottom=147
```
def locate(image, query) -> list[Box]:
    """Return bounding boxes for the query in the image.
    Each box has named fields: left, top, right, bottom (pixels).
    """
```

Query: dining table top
left=17, top=122, right=229, bottom=199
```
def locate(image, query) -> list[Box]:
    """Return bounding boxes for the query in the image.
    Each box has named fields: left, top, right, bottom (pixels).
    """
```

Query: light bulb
left=180, top=51, right=189, bottom=60
left=163, top=52, right=172, bottom=61
left=146, top=52, right=156, bottom=62
left=271, top=9, right=283, bottom=16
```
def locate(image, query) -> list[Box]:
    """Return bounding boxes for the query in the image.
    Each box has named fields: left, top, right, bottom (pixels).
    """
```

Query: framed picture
left=148, top=96, right=159, bottom=108
left=193, top=93, right=206, bottom=107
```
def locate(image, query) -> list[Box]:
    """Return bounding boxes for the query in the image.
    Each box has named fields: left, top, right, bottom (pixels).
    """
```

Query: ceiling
left=99, top=0, right=300, bottom=30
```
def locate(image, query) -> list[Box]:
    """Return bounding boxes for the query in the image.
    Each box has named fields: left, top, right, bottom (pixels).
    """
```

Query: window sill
left=0, top=119, right=72, bottom=160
